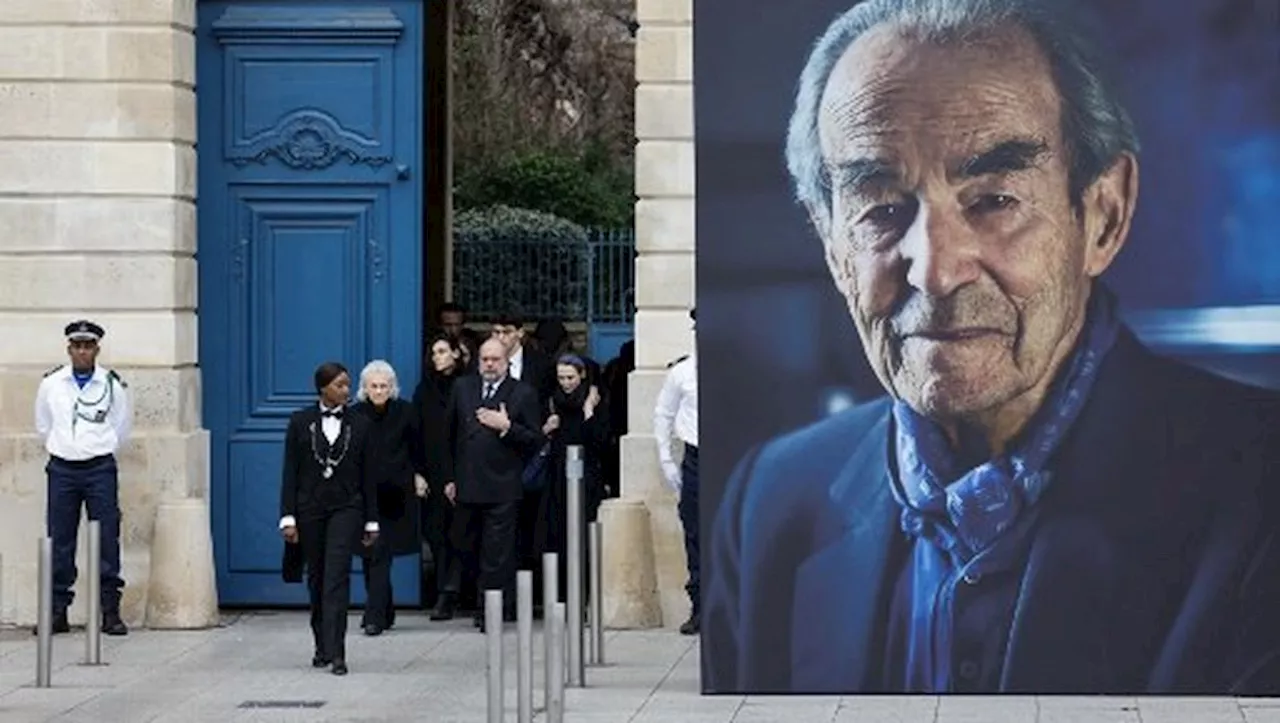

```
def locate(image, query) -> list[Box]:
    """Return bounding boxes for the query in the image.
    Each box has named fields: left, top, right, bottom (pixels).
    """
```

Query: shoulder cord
left=71, top=377, right=115, bottom=436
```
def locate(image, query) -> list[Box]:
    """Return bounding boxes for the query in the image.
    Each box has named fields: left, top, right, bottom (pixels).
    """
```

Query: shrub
left=452, top=205, right=591, bottom=320
left=455, top=148, right=634, bottom=229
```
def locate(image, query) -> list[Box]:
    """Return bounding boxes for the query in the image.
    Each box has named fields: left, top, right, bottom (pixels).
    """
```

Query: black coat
left=413, top=370, right=465, bottom=545
left=353, top=398, right=426, bottom=556
left=413, top=370, right=464, bottom=485
left=538, top=387, right=611, bottom=558
left=445, top=375, right=543, bottom=504
left=279, top=405, right=377, bottom=524
left=514, top=348, right=556, bottom=418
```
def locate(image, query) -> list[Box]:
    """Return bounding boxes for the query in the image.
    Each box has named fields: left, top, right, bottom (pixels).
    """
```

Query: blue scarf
left=893, top=287, right=1120, bottom=560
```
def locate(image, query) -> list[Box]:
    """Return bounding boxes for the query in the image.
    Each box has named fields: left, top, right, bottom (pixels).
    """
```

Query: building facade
left=0, top=0, right=691, bottom=629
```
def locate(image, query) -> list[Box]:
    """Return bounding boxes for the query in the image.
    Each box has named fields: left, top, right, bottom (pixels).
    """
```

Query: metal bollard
left=548, top=602, right=566, bottom=723
left=516, top=571, right=533, bottom=723
left=541, top=552, right=558, bottom=710
left=85, top=520, right=101, bottom=666
left=565, top=445, right=584, bottom=687
left=36, top=537, right=53, bottom=688
left=485, top=590, right=504, bottom=723
left=589, top=521, right=604, bottom=666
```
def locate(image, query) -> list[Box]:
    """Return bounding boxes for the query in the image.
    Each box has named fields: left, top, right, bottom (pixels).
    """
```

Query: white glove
left=661, top=462, right=682, bottom=494
left=414, top=475, right=428, bottom=498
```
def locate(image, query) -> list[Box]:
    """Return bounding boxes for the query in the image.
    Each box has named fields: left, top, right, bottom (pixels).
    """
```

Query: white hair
left=357, top=359, right=400, bottom=401
left=786, top=0, right=1139, bottom=224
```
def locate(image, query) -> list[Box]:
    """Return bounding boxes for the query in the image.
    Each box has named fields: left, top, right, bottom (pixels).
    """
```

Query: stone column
left=0, top=0, right=209, bottom=627
left=601, top=0, right=694, bottom=629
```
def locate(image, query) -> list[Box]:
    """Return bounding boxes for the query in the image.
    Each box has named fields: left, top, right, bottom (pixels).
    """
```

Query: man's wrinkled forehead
left=817, top=23, right=1060, bottom=161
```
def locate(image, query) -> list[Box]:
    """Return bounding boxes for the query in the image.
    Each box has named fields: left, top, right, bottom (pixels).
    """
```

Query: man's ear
left=1081, top=151, right=1139, bottom=278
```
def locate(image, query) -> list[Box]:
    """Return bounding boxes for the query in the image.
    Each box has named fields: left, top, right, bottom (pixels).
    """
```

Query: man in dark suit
left=491, top=312, right=556, bottom=586
left=279, top=362, right=379, bottom=676
left=443, top=338, right=543, bottom=628
left=492, top=312, right=554, bottom=411
left=703, top=0, right=1280, bottom=695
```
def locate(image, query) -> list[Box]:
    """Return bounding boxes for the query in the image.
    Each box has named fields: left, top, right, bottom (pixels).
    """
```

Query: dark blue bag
left=522, top=442, right=552, bottom=490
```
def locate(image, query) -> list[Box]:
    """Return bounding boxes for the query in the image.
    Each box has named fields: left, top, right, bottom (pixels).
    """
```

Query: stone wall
left=602, top=0, right=694, bottom=629
left=0, top=0, right=206, bottom=627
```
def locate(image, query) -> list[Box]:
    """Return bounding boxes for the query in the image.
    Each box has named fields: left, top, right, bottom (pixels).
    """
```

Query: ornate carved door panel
left=197, top=2, right=423, bottom=606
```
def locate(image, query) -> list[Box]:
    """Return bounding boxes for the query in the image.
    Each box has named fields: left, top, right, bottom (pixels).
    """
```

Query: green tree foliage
left=452, top=205, right=591, bottom=320
left=455, top=147, right=634, bottom=228
left=450, top=0, right=635, bottom=229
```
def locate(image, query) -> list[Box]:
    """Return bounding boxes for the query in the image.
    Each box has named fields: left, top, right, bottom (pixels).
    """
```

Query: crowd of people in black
left=279, top=305, right=636, bottom=675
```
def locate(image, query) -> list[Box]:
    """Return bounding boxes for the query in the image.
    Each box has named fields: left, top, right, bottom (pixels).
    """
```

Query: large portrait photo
left=695, top=0, right=1280, bottom=695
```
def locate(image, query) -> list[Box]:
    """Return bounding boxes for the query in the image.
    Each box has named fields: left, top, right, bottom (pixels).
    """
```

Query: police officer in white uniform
left=654, top=307, right=700, bottom=635
left=33, top=320, right=132, bottom=635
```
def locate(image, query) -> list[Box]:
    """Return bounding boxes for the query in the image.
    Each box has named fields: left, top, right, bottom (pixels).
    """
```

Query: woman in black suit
left=279, top=362, right=378, bottom=676
left=411, top=333, right=467, bottom=620
left=353, top=359, right=426, bottom=636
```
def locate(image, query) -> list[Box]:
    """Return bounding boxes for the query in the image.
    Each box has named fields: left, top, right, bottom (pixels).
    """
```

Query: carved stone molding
left=227, top=109, right=393, bottom=170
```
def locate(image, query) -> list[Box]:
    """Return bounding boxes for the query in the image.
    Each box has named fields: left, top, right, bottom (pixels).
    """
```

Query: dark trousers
left=424, top=494, right=461, bottom=597
left=359, top=529, right=394, bottom=629
left=518, top=489, right=545, bottom=600
left=46, top=455, right=124, bottom=614
left=298, top=507, right=362, bottom=662
left=535, top=469, right=592, bottom=606
left=453, top=500, right=520, bottom=612
left=677, top=445, right=700, bottom=616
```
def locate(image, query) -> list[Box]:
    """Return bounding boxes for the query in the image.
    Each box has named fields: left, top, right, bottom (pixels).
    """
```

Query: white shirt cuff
left=279, top=515, right=296, bottom=529
left=365, top=521, right=380, bottom=533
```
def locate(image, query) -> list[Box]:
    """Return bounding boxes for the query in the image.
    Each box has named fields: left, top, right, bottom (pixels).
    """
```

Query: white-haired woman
left=353, top=359, right=426, bottom=636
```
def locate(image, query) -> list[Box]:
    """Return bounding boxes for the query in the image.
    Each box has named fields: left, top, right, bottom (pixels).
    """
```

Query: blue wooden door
left=197, top=1, right=422, bottom=606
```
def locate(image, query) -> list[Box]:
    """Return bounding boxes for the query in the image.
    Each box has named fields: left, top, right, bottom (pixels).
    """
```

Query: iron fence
left=452, top=227, right=635, bottom=324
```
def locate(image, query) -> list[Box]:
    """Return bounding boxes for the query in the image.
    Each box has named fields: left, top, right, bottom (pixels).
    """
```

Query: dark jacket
left=414, top=369, right=465, bottom=546
left=514, top=347, right=556, bottom=418
left=704, top=329, right=1280, bottom=695
left=279, top=405, right=377, bottom=525
left=602, top=344, right=634, bottom=438
left=446, top=375, right=543, bottom=504
left=538, top=385, right=611, bottom=557
left=353, top=398, right=426, bottom=556
left=413, top=369, right=464, bottom=486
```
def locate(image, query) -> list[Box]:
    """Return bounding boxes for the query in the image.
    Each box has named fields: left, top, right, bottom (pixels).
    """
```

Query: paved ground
left=0, top=612, right=1278, bottom=722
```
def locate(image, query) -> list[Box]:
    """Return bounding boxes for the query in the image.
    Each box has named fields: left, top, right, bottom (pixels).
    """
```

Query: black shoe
left=102, top=612, right=128, bottom=636
left=33, top=610, right=70, bottom=635
left=312, top=653, right=331, bottom=668
left=430, top=594, right=456, bottom=621
left=679, top=614, right=700, bottom=636
left=363, top=624, right=383, bottom=637
left=331, top=660, right=349, bottom=676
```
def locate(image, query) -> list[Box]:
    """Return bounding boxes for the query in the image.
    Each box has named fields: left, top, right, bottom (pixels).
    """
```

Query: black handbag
left=282, top=540, right=305, bottom=583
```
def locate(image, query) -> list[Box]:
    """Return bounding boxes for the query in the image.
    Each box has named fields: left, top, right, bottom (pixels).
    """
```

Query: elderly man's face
left=816, top=25, right=1134, bottom=422
left=478, top=340, right=510, bottom=382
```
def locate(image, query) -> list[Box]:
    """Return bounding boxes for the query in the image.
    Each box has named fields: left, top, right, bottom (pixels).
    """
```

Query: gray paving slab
left=0, top=614, right=1273, bottom=722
